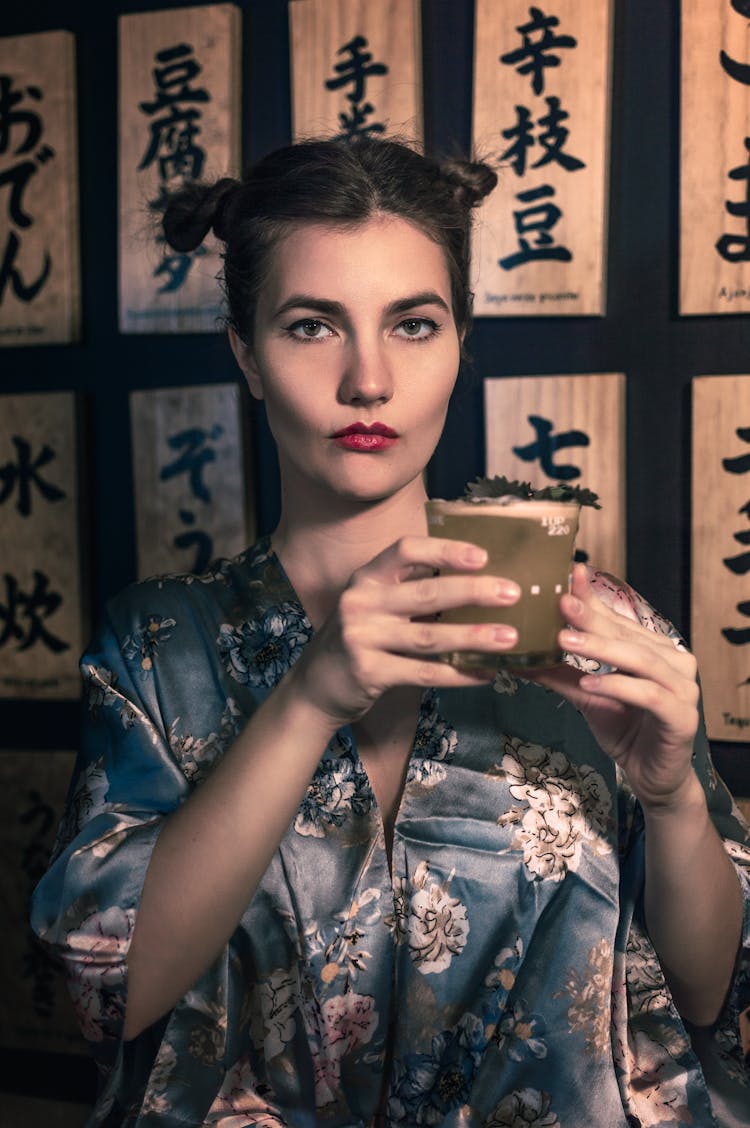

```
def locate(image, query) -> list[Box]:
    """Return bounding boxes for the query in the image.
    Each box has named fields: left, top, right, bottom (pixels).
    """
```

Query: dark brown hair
left=163, top=136, right=497, bottom=344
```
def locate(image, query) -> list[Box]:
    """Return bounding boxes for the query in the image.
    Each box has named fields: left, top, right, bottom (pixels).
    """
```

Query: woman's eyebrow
left=271, top=291, right=451, bottom=321
left=271, top=295, right=344, bottom=319
left=386, top=291, right=451, bottom=315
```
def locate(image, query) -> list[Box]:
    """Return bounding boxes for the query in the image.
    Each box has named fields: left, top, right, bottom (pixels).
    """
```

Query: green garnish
left=464, top=475, right=601, bottom=509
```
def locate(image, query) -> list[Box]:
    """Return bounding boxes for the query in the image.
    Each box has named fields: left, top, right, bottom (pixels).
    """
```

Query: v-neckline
left=351, top=686, right=426, bottom=868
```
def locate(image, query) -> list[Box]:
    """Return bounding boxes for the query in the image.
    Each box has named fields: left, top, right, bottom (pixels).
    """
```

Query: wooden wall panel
left=0, top=31, right=80, bottom=345
left=472, top=0, right=613, bottom=317
left=290, top=0, right=422, bottom=143
left=692, top=376, right=750, bottom=740
left=0, top=392, right=85, bottom=699
left=681, top=3, right=750, bottom=314
left=484, top=374, right=625, bottom=578
left=130, top=383, right=254, bottom=579
left=118, top=4, right=241, bottom=334
left=0, top=749, right=85, bottom=1055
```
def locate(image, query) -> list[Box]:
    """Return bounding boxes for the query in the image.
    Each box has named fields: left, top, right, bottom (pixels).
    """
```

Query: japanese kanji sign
left=119, top=4, right=241, bottom=333
left=681, top=3, right=750, bottom=314
left=289, top=0, right=422, bottom=143
left=0, top=392, right=85, bottom=699
left=692, top=376, right=750, bottom=740
left=130, top=384, right=255, bottom=580
left=0, top=31, right=80, bottom=345
left=472, top=1, right=613, bottom=317
left=484, top=373, right=625, bottom=577
left=0, top=749, right=85, bottom=1055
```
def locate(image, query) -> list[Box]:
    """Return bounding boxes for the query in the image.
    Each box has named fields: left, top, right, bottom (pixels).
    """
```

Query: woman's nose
left=338, top=340, right=393, bottom=405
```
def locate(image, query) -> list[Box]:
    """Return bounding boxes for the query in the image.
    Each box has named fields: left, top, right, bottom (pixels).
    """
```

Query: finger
left=568, top=566, right=678, bottom=646
left=339, top=573, right=519, bottom=640
left=382, top=571, right=521, bottom=616
left=340, top=602, right=518, bottom=660
left=383, top=617, right=518, bottom=657
left=577, top=672, right=699, bottom=740
left=529, top=659, right=697, bottom=744
left=361, top=534, right=490, bottom=580
left=559, top=627, right=699, bottom=698
left=524, top=663, right=627, bottom=715
left=569, top=565, right=681, bottom=649
left=381, top=652, right=501, bottom=690
left=561, top=583, right=683, bottom=656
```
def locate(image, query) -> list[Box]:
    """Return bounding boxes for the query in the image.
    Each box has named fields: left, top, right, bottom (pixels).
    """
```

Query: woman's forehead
left=263, top=215, right=453, bottom=302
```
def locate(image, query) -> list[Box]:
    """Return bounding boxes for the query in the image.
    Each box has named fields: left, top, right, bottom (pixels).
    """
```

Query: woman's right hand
left=287, top=535, right=521, bottom=726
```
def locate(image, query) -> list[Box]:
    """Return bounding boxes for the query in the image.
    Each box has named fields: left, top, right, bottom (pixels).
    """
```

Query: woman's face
left=231, top=215, right=462, bottom=510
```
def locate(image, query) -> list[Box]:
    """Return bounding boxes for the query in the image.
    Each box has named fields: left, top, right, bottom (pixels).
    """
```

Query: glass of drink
left=425, top=495, right=581, bottom=668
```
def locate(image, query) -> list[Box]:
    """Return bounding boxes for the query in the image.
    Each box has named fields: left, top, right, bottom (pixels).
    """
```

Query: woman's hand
left=288, top=535, right=520, bottom=726
left=527, top=564, right=701, bottom=812
left=533, top=568, right=744, bottom=1029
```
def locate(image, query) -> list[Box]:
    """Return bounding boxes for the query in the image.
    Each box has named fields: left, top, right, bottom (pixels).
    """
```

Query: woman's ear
left=228, top=327, right=264, bottom=400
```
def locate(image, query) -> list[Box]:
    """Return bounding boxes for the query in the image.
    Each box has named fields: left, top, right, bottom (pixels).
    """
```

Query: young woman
left=33, top=137, right=749, bottom=1127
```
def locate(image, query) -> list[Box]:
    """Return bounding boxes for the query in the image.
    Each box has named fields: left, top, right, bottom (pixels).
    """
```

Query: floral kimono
left=32, top=538, right=750, bottom=1126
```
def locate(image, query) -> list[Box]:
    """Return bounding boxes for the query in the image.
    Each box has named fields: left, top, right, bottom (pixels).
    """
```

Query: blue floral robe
left=31, top=538, right=750, bottom=1126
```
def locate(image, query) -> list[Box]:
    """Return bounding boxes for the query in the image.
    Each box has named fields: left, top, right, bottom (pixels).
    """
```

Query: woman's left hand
left=526, top=564, right=701, bottom=811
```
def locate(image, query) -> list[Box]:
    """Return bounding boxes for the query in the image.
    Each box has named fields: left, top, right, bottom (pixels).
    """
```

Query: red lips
left=332, top=422, right=398, bottom=438
left=331, top=422, right=399, bottom=451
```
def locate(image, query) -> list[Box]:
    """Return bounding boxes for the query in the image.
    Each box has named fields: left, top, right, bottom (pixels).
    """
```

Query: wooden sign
left=119, top=5, right=241, bottom=334
left=0, top=31, right=80, bottom=345
left=472, top=0, right=613, bottom=317
left=0, top=749, right=85, bottom=1055
left=681, top=3, right=750, bottom=314
left=692, top=376, right=750, bottom=740
left=289, top=0, right=422, bottom=143
left=0, top=392, right=85, bottom=699
left=130, top=383, right=255, bottom=579
left=484, top=374, right=625, bottom=578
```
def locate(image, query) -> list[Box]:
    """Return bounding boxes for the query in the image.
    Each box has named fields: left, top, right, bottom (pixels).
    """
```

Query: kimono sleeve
left=30, top=602, right=191, bottom=1047
left=590, top=569, right=750, bottom=1094
left=689, top=711, right=750, bottom=1092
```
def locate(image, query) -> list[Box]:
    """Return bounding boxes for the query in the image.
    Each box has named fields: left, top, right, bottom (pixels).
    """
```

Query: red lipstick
left=332, top=422, right=399, bottom=452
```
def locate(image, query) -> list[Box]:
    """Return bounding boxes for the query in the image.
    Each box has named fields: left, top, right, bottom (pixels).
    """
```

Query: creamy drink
left=425, top=495, right=581, bottom=668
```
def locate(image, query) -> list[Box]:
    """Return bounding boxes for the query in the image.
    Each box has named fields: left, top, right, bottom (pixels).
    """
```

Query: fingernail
left=463, top=546, right=487, bottom=565
left=560, top=629, right=584, bottom=647
left=493, top=625, right=517, bottom=643
left=496, top=580, right=521, bottom=600
left=579, top=675, right=602, bottom=690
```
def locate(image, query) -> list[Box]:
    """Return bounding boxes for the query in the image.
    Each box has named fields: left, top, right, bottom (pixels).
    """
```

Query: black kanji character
left=512, top=413, right=589, bottom=480
left=500, top=6, right=577, bottom=96
left=0, top=436, right=66, bottom=516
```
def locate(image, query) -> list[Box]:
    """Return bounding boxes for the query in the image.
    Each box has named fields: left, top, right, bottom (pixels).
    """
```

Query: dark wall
left=1, top=0, right=749, bottom=1099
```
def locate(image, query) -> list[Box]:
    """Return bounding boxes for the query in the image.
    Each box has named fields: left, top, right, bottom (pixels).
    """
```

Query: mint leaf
left=463, top=475, right=601, bottom=508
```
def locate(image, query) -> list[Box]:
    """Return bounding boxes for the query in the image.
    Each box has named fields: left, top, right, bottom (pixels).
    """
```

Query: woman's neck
left=271, top=477, right=430, bottom=628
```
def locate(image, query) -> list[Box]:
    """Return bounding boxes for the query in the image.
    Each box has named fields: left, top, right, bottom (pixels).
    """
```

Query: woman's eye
left=288, top=319, right=332, bottom=340
left=395, top=317, right=438, bottom=340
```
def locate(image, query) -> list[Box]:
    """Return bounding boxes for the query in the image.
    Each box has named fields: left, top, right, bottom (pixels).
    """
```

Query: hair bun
left=439, top=157, right=497, bottom=208
left=162, top=177, right=239, bottom=252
